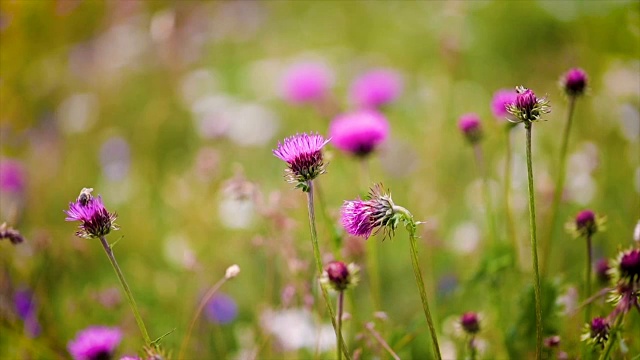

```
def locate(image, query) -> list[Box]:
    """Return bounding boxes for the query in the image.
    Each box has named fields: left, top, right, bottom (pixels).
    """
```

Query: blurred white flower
left=225, top=103, right=279, bottom=147
left=57, top=93, right=99, bottom=134
left=163, top=234, right=197, bottom=270
left=218, top=195, right=255, bottom=229
left=261, top=308, right=335, bottom=352
left=451, top=221, right=480, bottom=254
left=181, top=69, right=219, bottom=106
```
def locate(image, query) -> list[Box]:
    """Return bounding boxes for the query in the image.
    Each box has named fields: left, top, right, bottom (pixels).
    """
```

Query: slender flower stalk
left=341, top=185, right=442, bottom=359
left=179, top=265, right=240, bottom=359
left=543, top=68, right=588, bottom=274
left=503, top=130, right=518, bottom=263
left=99, top=236, right=152, bottom=346
left=507, top=86, right=550, bottom=359
left=337, top=291, right=344, bottom=360
left=585, top=234, right=593, bottom=321
left=598, top=315, right=622, bottom=360
left=65, top=188, right=152, bottom=347
left=365, top=322, right=401, bottom=360
left=459, top=312, right=480, bottom=360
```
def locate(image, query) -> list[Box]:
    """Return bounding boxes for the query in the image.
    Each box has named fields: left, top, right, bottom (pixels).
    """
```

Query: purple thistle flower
left=458, top=113, right=482, bottom=144
left=0, top=222, right=25, bottom=244
left=320, top=261, right=360, bottom=292
left=490, top=89, right=518, bottom=121
left=575, top=209, right=597, bottom=237
left=14, top=288, right=41, bottom=337
left=618, top=248, right=640, bottom=284
left=329, top=110, right=389, bottom=157
left=349, top=68, right=403, bottom=109
left=341, top=184, right=398, bottom=239
left=561, top=68, right=588, bottom=97
left=272, top=132, right=329, bottom=190
left=205, top=293, right=238, bottom=325
left=581, top=317, right=609, bottom=348
left=0, top=158, right=26, bottom=193
left=281, top=62, right=333, bottom=104
left=460, top=311, right=480, bottom=334
left=596, top=258, right=611, bottom=284
left=506, top=86, right=551, bottom=124
left=68, top=326, right=122, bottom=360
left=65, top=188, right=119, bottom=239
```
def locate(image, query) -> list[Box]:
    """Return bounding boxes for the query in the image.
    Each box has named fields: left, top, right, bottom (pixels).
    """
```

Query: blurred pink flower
left=490, top=89, right=518, bottom=121
left=349, top=68, right=403, bottom=108
left=281, top=62, right=333, bottom=104
left=329, top=110, right=389, bottom=157
left=0, top=158, right=25, bottom=193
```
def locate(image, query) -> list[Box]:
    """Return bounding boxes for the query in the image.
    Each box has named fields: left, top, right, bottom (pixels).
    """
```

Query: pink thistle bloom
left=490, top=89, right=518, bottom=121
left=341, top=184, right=397, bottom=239
left=65, top=188, right=119, bottom=239
left=67, top=326, right=122, bottom=360
left=561, top=68, right=588, bottom=96
left=329, top=110, right=389, bottom=157
left=0, top=158, right=26, bottom=193
left=272, top=132, right=329, bottom=189
left=349, top=68, right=403, bottom=109
left=458, top=113, right=482, bottom=144
left=460, top=311, right=480, bottom=334
left=281, top=62, right=333, bottom=104
left=506, top=86, right=551, bottom=124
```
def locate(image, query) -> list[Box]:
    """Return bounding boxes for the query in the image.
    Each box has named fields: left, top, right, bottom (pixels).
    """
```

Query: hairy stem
left=99, top=236, right=152, bottom=346
left=407, top=225, right=442, bottom=360
left=306, top=181, right=351, bottom=360
left=542, top=95, right=577, bottom=275
left=525, top=123, right=543, bottom=359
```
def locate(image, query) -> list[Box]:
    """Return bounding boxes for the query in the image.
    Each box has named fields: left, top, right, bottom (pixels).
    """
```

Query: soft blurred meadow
left=1, top=1, right=639, bottom=359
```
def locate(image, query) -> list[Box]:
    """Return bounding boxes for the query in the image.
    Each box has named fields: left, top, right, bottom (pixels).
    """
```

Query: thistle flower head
left=281, top=61, right=333, bottom=104
left=340, top=184, right=402, bottom=240
left=458, top=113, right=482, bottom=144
left=561, top=68, right=588, bottom=97
left=329, top=110, right=389, bottom=157
left=610, top=248, right=640, bottom=286
left=459, top=311, right=480, bottom=334
left=565, top=209, right=605, bottom=239
left=596, top=258, right=611, bottom=285
left=0, top=222, right=25, bottom=245
left=506, top=86, right=551, bottom=124
left=320, top=261, right=360, bottom=292
left=65, top=188, right=119, bottom=239
left=272, top=133, right=329, bottom=191
left=543, top=335, right=561, bottom=348
left=581, top=317, right=609, bottom=348
left=0, top=158, right=26, bottom=193
left=490, top=89, right=518, bottom=122
left=68, top=326, right=122, bottom=360
left=349, top=68, right=403, bottom=109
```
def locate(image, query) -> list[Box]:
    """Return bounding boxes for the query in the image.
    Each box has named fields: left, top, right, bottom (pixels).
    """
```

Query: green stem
left=359, top=158, right=382, bottom=311
left=469, top=335, right=477, bottom=360
left=585, top=234, right=593, bottom=323
left=178, top=276, right=227, bottom=359
left=473, top=143, right=498, bottom=247
left=337, top=291, right=344, bottom=360
left=598, top=314, right=624, bottom=360
left=314, top=181, right=342, bottom=255
left=407, top=224, right=442, bottom=360
left=306, top=181, right=351, bottom=360
left=99, top=236, right=152, bottom=346
left=542, top=95, right=577, bottom=275
left=524, top=123, right=543, bottom=359
left=504, top=129, right=519, bottom=265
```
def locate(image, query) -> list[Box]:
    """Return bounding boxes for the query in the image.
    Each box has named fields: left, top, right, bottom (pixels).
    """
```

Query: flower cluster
left=506, top=86, right=551, bottom=124
left=68, top=326, right=122, bottom=360
left=65, top=188, right=119, bottom=239
left=341, top=184, right=402, bottom=239
left=320, top=261, right=360, bottom=292
left=272, top=133, right=329, bottom=191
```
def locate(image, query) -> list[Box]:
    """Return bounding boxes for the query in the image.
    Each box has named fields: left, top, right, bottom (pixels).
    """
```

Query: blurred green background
left=1, top=1, right=639, bottom=359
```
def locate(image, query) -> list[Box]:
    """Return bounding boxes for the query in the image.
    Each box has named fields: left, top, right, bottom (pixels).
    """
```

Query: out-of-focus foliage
left=1, top=1, right=638, bottom=359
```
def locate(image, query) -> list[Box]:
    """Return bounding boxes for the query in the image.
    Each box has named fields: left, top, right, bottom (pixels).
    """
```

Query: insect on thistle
left=77, top=187, right=94, bottom=206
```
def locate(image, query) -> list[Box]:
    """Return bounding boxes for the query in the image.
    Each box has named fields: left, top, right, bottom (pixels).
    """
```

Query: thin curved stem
left=306, top=181, right=351, bottom=360
left=408, top=228, right=442, bottom=360
left=585, top=234, right=593, bottom=323
left=337, top=291, right=344, bottom=360
left=524, top=123, right=543, bottom=359
left=99, top=236, right=152, bottom=346
left=542, top=95, right=577, bottom=275
left=179, top=277, right=227, bottom=359
left=504, top=130, right=519, bottom=264
left=359, top=159, right=382, bottom=312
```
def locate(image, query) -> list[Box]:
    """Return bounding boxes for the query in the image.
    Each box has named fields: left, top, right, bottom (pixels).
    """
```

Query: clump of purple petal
left=281, top=62, right=333, bottom=104
left=349, top=68, right=403, bottom=109
left=329, top=110, right=389, bottom=157
left=67, top=326, right=122, bottom=360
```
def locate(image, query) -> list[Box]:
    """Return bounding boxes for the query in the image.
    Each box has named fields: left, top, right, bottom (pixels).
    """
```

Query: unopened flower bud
left=225, top=264, right=241, bottom=279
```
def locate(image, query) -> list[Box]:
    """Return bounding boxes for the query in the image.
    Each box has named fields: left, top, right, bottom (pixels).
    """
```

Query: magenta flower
left=65, top=188, right=119, bottom=239
left=460, top=311, right=480, bottom=334
left=561, top=68, right=588, bottom=97
left=341, top=184, right=398, bottom=239
left=0, top=158, right=25, bottom=193
left=329, top=110, right=389, bottom=157
left=349, top=68, right=403, bottom=109
left=320, top=261, right=360, bottom=292
left=581, top=317, right=609, bottom=348
left=596, top=258, right=611, bottom=284
left=617, top=248, right=640, bottom=284
left=458, top=113, right=482, bottom=144
left=566, top=209, right=604, bottom=239
left=281, top=62, right=333, bottom=104
left=68, top=326, right=122, bottom=360
left=506, top=86, right=551, bottom=124
left=490, top=89, right=518, bottom=121
left=272, top=132, right=329, bottom=190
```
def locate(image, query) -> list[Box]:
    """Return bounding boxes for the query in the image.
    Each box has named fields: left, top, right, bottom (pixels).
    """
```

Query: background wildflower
left=561, top=68, right=588, bottom=97
left=68, top=326, right=122, bottom=360
left=281, top=61, right=333, bottom=104
left=320, top=261, right=360, bottom=292
left=458, top=113, right=482, bottom=144
left=349, top=68, right=403, bottom=109
left=329, top=110, right=389, bottom=157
